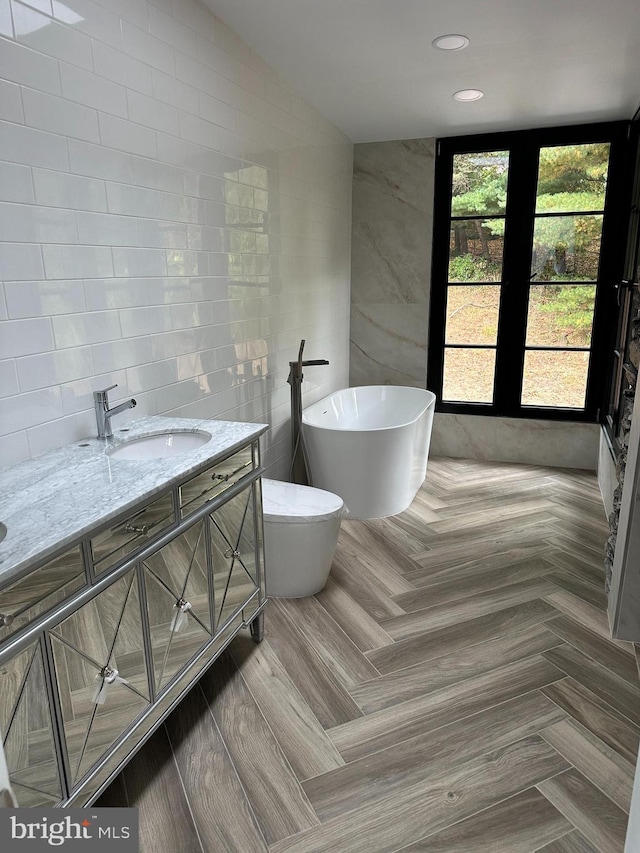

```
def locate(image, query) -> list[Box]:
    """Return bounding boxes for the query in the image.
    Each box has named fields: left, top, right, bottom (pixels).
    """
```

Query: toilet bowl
left=261, top=478, right=344, bottom=598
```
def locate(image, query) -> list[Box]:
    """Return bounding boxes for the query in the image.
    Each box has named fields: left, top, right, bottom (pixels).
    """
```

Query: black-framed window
left=427, top=122, right=631, bottom=422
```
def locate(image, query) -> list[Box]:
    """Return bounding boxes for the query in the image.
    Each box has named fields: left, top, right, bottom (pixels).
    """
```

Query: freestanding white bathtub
left=302, top=385, right=436, bottom=519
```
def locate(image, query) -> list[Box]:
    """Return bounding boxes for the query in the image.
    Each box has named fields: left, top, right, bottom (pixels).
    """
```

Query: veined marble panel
left=350, top=138, right=435, bottom=387
left=351, top=216, right=431, bottom=305
left=431, top=413, right=599, bottom=471
left=351, top=139, right=434, bottom=306
left=350, top=304, right=428, bottom=388
left=352, top=139, right=435, bottom=221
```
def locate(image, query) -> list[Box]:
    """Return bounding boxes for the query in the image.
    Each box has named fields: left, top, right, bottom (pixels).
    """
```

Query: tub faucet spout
left=287, top=340, right=329, bottom=385
left=288, top=359, right=330, bottom=383
left=94, top=384, right=137, bottom=439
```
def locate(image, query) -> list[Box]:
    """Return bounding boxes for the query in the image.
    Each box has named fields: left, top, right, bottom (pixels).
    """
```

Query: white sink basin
left=108, top=431, right=211, bottom=461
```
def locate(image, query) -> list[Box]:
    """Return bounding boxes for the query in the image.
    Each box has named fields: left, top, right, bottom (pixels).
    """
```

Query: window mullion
left=494, top=145, right=538, bottom=415
left=426, top=148, right=454, bottom=400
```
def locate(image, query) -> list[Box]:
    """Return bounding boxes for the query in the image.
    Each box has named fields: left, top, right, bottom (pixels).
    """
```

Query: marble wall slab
left=350, top=304, right=427, bottom=387
left=350, top=139, right=434, bottom=387
left=431, top=413, right=599, bottom=471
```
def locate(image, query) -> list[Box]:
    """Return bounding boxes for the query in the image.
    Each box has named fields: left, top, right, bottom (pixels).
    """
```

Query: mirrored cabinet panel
left=141, top=520, right=211, bottom=695
left=66, top=608, right=247, bottom=807
left=91, top=493, right=175, bottom=576
left=0, top=547, right=86, bottom=643
left=209, top=484, right=260, bottom=632
left=50, top=568, right=149, bottom=786
left=179, top=446, right=253, bottom=517
left=1, top=639, right=62, bottom=806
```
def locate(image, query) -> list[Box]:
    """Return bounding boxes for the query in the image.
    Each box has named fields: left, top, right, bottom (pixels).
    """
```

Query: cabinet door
left=209, top=483, right=260, bottom=632
left=1, top=638, right=63, bottom=806
left=49, top=568, right=149, bottom=788
left=141, top=519, right=211, bottom=695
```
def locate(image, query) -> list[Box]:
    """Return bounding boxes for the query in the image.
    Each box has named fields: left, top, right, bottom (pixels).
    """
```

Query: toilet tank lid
left=261, top=478, right=344, bottom=523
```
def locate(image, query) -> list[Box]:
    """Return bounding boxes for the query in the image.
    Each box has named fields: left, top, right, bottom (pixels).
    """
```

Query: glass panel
left=50, top=569, right=149, bottom=786
left=143, top=573, right=211, bottom=694
left=531, top=214, right=603, bottom=282
left=449, top=220, right=504, bottom=282
left=526, top=285, right=596, bottom=347
left=179, top=446, right=253, bottom=516
left=2, top=641, right=62, bottom=806
left=0, top=545, right=85, bottom=643
left=536, top=143, right=610, bottom=213
left=210, top=487, right=258, bottom=632
left=521, top=350, right=590, bottom=408
left=91, top=492, right=175, bottom=575
left=142, top=522, right=210, bottom=633
left=452, top=150, right=509, bottom=216
left=142, top=520, right=211, bottom=694
left=78, top=610, right=246, bottom=807
left=446, top=285, right=501, bottom=345
left=442, top=347, right=496, bottom=403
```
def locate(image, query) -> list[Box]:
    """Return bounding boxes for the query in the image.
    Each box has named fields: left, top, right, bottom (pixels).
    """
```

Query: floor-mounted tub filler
left=302, top=385, right=436, bottom=519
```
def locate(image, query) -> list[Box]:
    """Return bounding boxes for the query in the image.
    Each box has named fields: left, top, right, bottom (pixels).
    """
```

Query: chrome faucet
left=93, top=384, right=137, bottom=439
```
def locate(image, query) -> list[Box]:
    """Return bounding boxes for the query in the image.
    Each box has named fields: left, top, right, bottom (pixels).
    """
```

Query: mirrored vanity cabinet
left=0, top=417, right=268, bottom=807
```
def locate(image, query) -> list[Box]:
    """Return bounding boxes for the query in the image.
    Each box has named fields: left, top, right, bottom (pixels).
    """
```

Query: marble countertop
left=0, top=416, right=268, bottom=585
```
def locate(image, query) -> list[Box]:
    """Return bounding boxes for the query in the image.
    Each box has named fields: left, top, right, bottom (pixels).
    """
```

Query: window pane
left=536, top=143, right=610, bottom=214
left=449, top=220, right=504, bottom=282
left=452, top=151, right=509, bottom=216
left=521, top=350, right=589, bottom=408
left=530, top=214, right=603, bottom=282
left=442, top=347, right=496, bottom=403
left=526, top=285, right=596, bottom=347
left=446, top=285, right=501, bottom=345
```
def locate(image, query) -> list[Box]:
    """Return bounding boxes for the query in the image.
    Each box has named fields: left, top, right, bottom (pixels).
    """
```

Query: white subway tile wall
left=0, top=0, right=352, bottom=471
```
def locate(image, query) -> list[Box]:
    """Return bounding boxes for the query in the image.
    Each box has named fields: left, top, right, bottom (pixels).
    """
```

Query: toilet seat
left=261, top=479, right=344, bottom=523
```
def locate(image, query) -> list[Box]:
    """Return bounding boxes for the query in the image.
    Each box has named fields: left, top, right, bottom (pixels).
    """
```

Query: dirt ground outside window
left=444, top=285, right=593, bottom=408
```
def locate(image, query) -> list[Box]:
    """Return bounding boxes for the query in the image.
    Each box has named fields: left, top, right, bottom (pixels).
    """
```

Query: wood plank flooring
left=97, top=456, right=638, bottom=852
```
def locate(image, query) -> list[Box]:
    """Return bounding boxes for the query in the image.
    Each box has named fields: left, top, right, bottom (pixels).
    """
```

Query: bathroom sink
left=0, top=523, right=5, bottom=544
left=107, top=431, right=211, bottom=461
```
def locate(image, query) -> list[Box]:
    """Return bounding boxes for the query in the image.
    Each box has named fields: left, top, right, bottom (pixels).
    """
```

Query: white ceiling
left=203, top=0, right=640, bottom=142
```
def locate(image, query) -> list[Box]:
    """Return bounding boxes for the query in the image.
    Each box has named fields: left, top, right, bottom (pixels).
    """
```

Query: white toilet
left=261, top=478, right=344, bottom=597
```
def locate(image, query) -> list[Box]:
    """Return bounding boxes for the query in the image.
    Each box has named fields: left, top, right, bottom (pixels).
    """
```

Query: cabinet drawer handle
left=171, top=598, right=192, bottom=632
left=100, top=665, right=120, bottom=684
left=212, top=473, right=231, bottom=481
left=125, top=522, right=149, bottom=535
left=0, top=613, right=14, bottom=628
left=93, top=666, right=128, bottom=705
left=224, top=548, right=241, bottom=559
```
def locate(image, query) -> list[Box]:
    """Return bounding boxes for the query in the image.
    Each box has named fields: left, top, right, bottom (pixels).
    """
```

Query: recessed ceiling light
left=453, top=89, right=484, bottom=102
left=432, top=34, right=470, bottom=51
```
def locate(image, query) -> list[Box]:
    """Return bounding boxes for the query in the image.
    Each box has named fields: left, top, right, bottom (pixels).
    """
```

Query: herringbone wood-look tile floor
left=98, top=457, right=640, bottom=853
